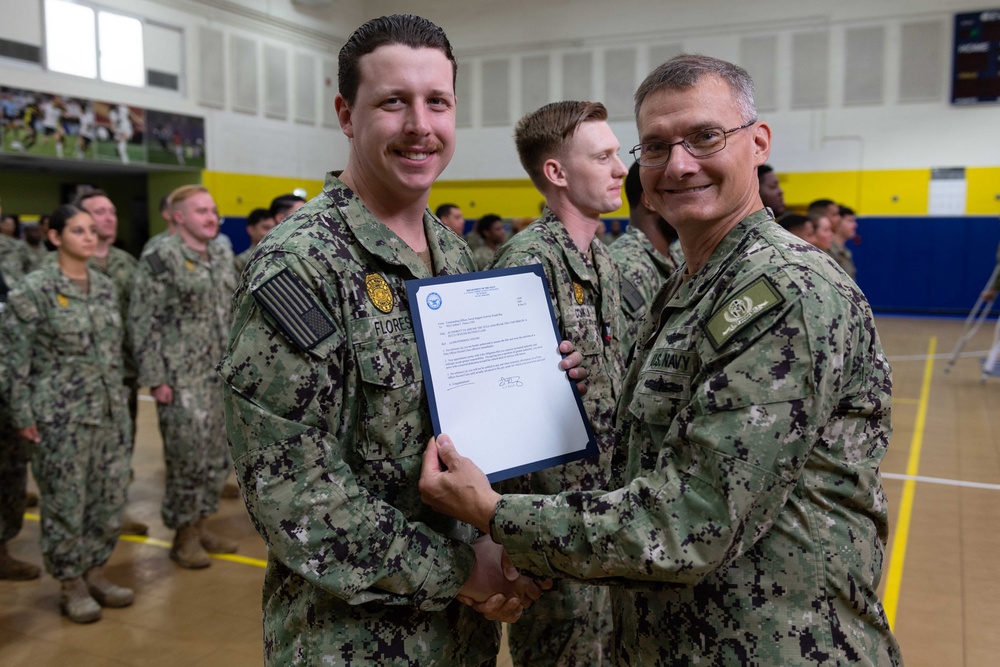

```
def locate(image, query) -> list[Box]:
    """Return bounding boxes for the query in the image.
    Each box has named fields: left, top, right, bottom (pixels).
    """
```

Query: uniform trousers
left=32, top=419, right=129, bottom=580
left=156, top=374, right=228, bottom=529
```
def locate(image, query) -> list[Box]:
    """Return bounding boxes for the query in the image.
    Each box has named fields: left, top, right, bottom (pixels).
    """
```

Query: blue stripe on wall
left=220, top=213, right=1000, bottom=316
left=855, top=216, right=1000, bottom=315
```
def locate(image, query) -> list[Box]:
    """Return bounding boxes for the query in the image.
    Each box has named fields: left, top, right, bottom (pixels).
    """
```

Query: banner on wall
left=0, top=86, right=205, bottom=169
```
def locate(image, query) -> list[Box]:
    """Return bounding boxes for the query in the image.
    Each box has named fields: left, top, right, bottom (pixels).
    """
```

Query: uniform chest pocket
left=356, top=336, right=426, bottom=460
left=628, top=326, right=698, bottom=427
left=48, top=306, right=91, bottom=355
left=175, top=275, right=203, bottom=310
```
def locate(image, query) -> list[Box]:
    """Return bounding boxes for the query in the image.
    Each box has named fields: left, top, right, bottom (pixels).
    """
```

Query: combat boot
left=0, top=542, right=41, bottom=580
left=197, top=518, right=238, bottom=554
left=119, top=512, right=149, bottom=536
left=84, top=565, right=135, bottom=607
left=60, top=577, right=102, bottom=623
left=221, top=481, right=241, bottom=499
left=170, top=525, right=212, bottom=569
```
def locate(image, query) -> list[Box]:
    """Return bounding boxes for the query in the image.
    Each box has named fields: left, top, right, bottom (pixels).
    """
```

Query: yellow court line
left=893, top=397, right=920, bottom=405
left=23, top=513, right=268, bottom=569
left=882, top=336, right=936, bottom=630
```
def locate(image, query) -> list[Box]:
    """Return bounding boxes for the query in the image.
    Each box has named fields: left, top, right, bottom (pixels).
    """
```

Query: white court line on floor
left=887, top=350, right=988, bottom=362
left=882, top=472, right=1000, bottom=491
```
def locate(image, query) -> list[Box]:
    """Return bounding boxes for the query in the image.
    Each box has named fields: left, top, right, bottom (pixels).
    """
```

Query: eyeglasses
left=629, top=118, right=757, bottom=167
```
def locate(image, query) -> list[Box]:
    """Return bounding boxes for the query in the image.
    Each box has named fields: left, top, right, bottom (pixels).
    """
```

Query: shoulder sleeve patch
left=6, top=291, right=39, bottom=323
left=252, top=268, right=336, bottom=351
left=146, top=252, right=168, bottom=275
left=620, top=276, right=645, bottom=315
left=704, top=276, right=785, bottom=350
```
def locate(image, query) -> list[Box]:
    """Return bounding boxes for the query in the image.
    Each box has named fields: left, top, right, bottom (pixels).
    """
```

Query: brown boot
left=0, top=542, right=41, bottom=580
left=197, top=519, right=238, bottom=554
left=84, top=565, right=135, bottom=608
left=220, top=481, right=240, bottom=499
left=119, top=512, right=149, bottom=537
left=60, top=577, right=102, bottom=623
left=170, top=525, right=211, bottom=569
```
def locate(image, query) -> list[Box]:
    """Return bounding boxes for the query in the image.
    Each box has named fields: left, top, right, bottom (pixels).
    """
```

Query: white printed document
left=406, top=265, right=597, bottom=482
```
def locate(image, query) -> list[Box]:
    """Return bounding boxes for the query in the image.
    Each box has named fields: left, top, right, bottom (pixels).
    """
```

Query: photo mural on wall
left=0, top=85, right=205, bottom=170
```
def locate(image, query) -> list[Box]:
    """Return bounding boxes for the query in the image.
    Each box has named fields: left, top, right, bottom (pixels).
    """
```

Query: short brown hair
left=339, top=14, right=456, bottom=106
left=514, top=101, right=608, bottom=190
left=72, top=188, right=109, bottom=209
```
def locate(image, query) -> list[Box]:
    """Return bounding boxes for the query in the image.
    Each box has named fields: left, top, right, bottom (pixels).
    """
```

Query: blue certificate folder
left=406, top=264, right=598, bottom=483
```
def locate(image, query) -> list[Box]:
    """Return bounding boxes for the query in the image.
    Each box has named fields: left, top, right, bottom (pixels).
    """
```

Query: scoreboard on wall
left=952, top=9, right=1000, bottom=104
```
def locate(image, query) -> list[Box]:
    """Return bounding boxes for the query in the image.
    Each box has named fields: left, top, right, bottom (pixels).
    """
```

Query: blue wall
left=221, top=216, right=251, bottom=255
left=853, top=216, right=1000, bottom=315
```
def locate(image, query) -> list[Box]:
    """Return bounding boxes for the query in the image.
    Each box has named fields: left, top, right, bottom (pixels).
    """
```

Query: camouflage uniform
left=472, top=243, right=496, bottom=271
left=0, top=237, right=31, bottom=548
left=0, top=397, right=29, bottom=545
left=219, top=174, right=498, bottom=666
left=488, top=209, right=624, bottom=667
left=234, top=247, right=254, bottom=275
left=668, top=238, right=684, bottom=267
left=490, top=209, right=902, bottom=666
left=23, top=243, right=50, bottom=273
left=0, top=235, right=30, bottom=285
left=90, top=246, right=139, bottom=432
left=465, top=229, right=484, bottom=251
left=141, top=230, right=172, bottom=257
left=828, top=240, right=857, bottom=282
left=609, top=225, right=679, bottom=362
left=130, top=233, right=236, bottom=530
left=0, top=263, right=130, bottom=580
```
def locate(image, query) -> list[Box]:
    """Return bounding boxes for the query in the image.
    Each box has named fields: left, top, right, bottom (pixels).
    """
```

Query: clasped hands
left=458, top=535, right=551, bottom=622
left=421, top=432, right=551, bottom=623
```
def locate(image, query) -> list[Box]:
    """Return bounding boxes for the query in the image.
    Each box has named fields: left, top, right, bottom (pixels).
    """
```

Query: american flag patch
left=253, top=268, right=335, bottom=350
left=620, top=278, right=645, bottom=314
left=146, top=252, right=167, bottom=275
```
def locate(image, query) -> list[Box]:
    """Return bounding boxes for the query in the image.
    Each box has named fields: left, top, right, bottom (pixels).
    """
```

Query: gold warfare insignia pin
left=365, top=273, right=394, bottom=313
left=185, top=259, right=195, bottom=272
left=572, top=281, right=585, bottom=305
left=57, top=293, right=70, bottom=308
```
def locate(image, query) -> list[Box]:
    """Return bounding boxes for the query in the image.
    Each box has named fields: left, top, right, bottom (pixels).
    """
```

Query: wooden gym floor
left=1, top=314, right=998, bottom=666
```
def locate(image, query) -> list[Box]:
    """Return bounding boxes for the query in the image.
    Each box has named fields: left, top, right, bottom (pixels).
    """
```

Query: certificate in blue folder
left=406, top=264, right=597, bottom=483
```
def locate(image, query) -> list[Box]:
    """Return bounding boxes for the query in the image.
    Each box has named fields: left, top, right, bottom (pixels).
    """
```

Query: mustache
left=390, top=140, right=444, bottom=153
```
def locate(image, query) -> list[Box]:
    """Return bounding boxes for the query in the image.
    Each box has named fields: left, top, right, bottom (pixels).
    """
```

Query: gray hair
left=634, top=54, right=756, bottom=123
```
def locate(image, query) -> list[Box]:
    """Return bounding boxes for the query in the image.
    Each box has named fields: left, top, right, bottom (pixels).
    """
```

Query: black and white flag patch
left=253, top=268, right=335, bottom=351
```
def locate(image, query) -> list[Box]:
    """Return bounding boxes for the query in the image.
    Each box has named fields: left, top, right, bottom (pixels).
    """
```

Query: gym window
left=44, top=0, right=145, bottom=87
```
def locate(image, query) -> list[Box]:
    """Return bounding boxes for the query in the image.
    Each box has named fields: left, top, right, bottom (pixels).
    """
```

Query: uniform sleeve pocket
left=562, top=309, right=603, bottom=358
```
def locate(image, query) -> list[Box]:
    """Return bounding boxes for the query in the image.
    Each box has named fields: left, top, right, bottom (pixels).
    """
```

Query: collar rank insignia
left=365, top=273, right=394, bottom=313
left=572, top=281, right=585, bottom=305
left=57, top=293, right=70, bottom=308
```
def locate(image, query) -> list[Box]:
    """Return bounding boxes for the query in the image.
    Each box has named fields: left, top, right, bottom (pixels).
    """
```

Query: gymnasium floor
left=1, top=314, right=998, bottom=666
